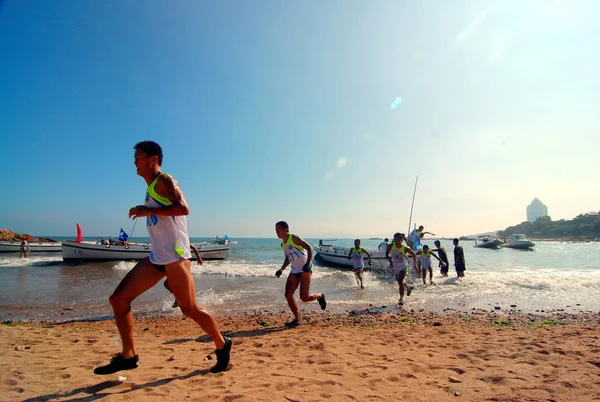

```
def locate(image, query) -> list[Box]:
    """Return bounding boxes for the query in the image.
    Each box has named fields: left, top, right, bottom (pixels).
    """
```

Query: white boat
left=502, top=234, right=535, bottom=250
left=0, top=240, right=62, bottom=253
left=474, top=236, right=502, bottom=249
left=313, top=241, right=387, bottom=268
left=62, top=240, right=230, bottom=261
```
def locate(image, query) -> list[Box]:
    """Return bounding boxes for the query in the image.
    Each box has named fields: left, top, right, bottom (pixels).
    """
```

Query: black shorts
left=152, top=263, right=166, bottom=273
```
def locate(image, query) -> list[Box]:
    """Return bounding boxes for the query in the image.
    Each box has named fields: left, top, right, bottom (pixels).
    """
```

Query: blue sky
left=1, top=0, right=599, bottom=238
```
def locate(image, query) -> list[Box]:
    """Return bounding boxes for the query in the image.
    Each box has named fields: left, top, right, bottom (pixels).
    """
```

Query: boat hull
left=62, top=241, right=229, bottom=261
left=502, top=241, right=535, bottom=250
left=474, top=239, right=502, bottom=249
left=314, top=244, right=387, bottom=268
left=0, top=241, right=62, bottom=253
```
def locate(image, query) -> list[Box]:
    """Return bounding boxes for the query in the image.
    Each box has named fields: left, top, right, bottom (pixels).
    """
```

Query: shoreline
left=3, top=306, right=599, bottom=327
left=2, top=309, right=599, bottom=401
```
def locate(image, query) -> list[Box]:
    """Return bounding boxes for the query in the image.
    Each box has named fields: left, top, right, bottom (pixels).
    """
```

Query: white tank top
left=281, top=234, right=309, bottom=274
left=350, top=247, right=364, bottom=268
left=145, top=173, right=191, bottom=265
left=389, top=243, right=408, bottom=270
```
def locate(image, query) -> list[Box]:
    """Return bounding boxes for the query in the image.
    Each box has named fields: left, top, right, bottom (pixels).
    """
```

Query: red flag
left=75, top=223, right=83, bottom=243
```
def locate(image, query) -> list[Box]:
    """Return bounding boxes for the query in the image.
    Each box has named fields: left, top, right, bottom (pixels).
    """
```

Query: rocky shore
left=0, top=228, right=57, bottom=243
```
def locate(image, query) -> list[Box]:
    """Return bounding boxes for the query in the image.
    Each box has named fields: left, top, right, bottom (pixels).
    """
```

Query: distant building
left=526, top=198, right=549, bottom=223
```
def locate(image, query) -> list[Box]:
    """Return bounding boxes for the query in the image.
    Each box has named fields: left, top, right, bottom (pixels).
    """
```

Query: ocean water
left=1, top=237, right=599, bottom=322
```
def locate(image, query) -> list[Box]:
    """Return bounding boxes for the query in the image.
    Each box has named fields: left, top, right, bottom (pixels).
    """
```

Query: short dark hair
left=453, top=238, right=459, bottom=243
left=394, top=232, right=404, bottom=239
left=384, top=238, right=389, bottom=242
left=275, top=221, right=289, bottom=230
left=434, top=240, right=441, bottom=246
left=134, top=141, right=163, bottom=166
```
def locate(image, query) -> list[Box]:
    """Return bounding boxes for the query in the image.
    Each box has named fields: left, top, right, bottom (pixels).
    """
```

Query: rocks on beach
left=0, top=228, right=57, bottom=243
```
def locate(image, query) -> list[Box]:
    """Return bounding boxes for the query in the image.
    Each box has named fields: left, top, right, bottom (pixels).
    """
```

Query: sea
left=1, top=237, right=599, bottom=323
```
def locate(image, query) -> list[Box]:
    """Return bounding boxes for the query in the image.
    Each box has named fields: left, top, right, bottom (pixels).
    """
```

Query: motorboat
left=502, top=234, right=535, bottom=250
left=62, top=240, right=230, bottom=261
left=474, top=236, right=502, bottom=249
left=0, top=240, right=62, bottom=253
left=313, top=240, right=387, bottom=268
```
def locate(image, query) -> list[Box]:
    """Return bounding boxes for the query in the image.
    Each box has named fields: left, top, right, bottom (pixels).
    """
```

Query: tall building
left=526, top=198, right=549, bottom=222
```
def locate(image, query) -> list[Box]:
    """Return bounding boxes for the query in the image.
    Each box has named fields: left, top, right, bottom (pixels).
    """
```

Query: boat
left=0, top=240, right=62, bottom=253
left=502, top=234, right=535, bottom=250
left=474, top=236, right=502, bottom=249
left=313, top=240, right=387, bottom=268
left=62, top=240, right=230, bottom=261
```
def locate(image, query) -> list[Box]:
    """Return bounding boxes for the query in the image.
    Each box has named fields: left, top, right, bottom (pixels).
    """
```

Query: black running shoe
left=318, top=293, right=327, bottom=310
left=284, top=318, right=300, bottom=328
left=94, top=354, right=139, bottom=375
left=406, top=287, right=413, bottom=296
left=210, top=336, right=232, bottom=373
left=172, top=300, right=179, bottom=308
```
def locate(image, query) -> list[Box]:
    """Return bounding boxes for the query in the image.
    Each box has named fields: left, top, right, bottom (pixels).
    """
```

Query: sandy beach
left=2, top=309, right=599, bottom=402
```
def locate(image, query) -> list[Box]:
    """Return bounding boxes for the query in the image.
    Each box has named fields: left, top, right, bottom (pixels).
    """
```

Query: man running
left=94, top=141, right=231, bottom=375
left=347, top=239, right=372, bottom=289
left=386, top=233, right=418, bottom=306
left=275, top=221, right=326, bottom=327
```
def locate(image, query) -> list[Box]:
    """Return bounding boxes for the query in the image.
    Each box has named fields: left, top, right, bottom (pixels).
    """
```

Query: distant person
left=378, top=238, right=389, bottom=252
left=94, top=141, right=231, bottom=375
left=453, top=238, right=466, bottom=278
left=347, top=239, right=372, bottom=289
left=386, top=233, right=418, bottom=306
left=407, top=225, right=435, bottom=249
left=165, top=244, right=203, bottom=308
left=275, top=221, right=326, bottom=328
left=432, top=240, right=450, bottom=277
left=108, top=236, right=114, bottom=245
left=19, top=240, right=29, bottom=258
left=416, top=245, right=442, bottom=284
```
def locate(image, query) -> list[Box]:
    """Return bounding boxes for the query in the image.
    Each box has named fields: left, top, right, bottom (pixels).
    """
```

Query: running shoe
left=318, top=293, right=327, bottom=310
left=94, top=354, right=139, bottom=375
left=210, top=336, right=232, bottom=373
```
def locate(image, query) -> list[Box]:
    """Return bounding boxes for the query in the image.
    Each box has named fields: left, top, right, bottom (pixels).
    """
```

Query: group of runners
left=93, top=140, right=466, bottom=377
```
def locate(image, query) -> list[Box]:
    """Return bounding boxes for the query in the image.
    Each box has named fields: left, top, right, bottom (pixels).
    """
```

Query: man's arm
left=276, top=256, right=291, bottom=277
left=406, top=248, right=418, bottom=271
left=190, top=244, right=203, bottom=265
left=129, top=174, right=190, bottom=219
left=362, top=248, right=371, bottom=258
left=292, top=235, right=313, bottom=265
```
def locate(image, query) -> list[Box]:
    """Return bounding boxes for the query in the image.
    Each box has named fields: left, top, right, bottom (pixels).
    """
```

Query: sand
left=2, top=309, right=600, bottom=402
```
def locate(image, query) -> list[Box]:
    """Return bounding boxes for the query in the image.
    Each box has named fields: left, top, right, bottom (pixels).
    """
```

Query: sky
left=1, top=0, right=599, bottom=239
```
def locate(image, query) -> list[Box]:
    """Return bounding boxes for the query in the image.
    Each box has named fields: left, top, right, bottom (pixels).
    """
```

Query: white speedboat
left=62, top=240, right=230, bottom=261
left=474, top=236, right=502, bottom=249
left=502, top=234, right=535, bottom=250
left=313, top=240, right=387, bottom=268
left=0, top=240, right=62, bottom=253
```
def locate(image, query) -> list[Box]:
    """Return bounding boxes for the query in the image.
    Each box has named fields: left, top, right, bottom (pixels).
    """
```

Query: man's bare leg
left=165, top=259, right=225, bottom=349
left=109, top=257, right=165, bottom=358
left=284, top=274, right=301, bottom=320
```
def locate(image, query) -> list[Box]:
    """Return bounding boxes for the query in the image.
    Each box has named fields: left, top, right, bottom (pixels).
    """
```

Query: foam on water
left=0, top=255, right=62, bottom=267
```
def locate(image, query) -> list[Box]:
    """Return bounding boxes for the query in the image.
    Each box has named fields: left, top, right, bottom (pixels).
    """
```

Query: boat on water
left=62, top=240, right=230, bottom=261
left=502, top=234, right=535, bottom=250
left=0, top=240, right=62, bottom=253
left=474, top=236, right=502, bottom=249
left=313, top=240, right=387, bottom=268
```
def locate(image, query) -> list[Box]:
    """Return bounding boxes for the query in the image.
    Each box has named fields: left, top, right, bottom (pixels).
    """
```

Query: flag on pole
left=119, top=228, right=129, bottom=242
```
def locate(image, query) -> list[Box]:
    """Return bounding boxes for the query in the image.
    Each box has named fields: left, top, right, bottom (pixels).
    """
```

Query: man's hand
left=129, top=205, right=149, bottom=219
left=275, top=269, right=282, bottom=278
